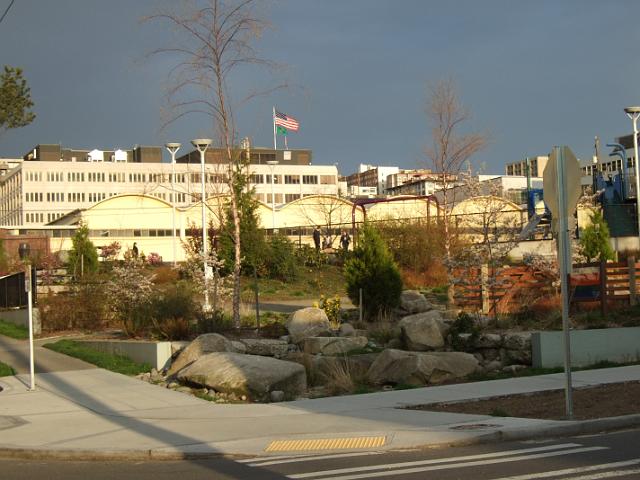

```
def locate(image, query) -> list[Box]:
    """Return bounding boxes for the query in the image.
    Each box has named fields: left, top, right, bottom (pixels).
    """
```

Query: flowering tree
left=106, top=257, right=154, bottom=337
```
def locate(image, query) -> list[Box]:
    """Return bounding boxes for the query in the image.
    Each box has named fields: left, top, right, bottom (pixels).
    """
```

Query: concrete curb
left=1, top=414, right=639, bottom=462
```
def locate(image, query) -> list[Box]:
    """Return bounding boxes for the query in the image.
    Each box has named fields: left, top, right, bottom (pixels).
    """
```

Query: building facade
left=0, top=144, right=338, bottom=226
left=345, top=164, right=400, bottom=195
left=505, top=156, right=548, bottom=177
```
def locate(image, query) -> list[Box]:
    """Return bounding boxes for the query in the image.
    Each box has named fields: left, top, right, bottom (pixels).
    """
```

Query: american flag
left=274, top=110, right=300, bottom=132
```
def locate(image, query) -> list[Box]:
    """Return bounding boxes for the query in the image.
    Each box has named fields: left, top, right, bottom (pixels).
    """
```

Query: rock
left=280, top=335, right=291, bottom=343
left=386, top=338, right=403, bottom=349
left=168, top=333, right=235, bottom=376
left=484, top=360, right=503, bottom=372
left=338, top=323, right=356, bottom=337
left=167, top=382, right=180, bottom=389
left=286, top=307, right=332, bottom=344
left=502, top=364, right=528, bottom=374
left=367, top=349, right=479, bottom=386
left=503, top=332, right=532, bottom=350
left=231, top=341, right=247, bottom=354
left=354, top=329, right=369, bottom=337
left=238, top=339, right=289, bottom=358
left=399, top=290, right=433, bottom=314
left=150, top=369, right=164, bottom=383
left=176, top=386, right=193, bottom=394
left=480, top=348, right=501, bottom=362
left=504, top=348, right=532, bottom=365
left=475, top=333, right=502, bottom=349
left=171, top=341, right=190, bottom=356
left=270, top=390, right=285, bottom=402
left=177, top=352, right=307, bottom=401
left=399, top=311, right=448, bottom=351
left=303, top=336, right=368, bottom=355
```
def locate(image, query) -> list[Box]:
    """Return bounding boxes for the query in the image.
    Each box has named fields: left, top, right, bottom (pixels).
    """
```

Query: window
left=320, top=175, right=336, bottom=185
left=285, top=193, right=300, bottom=202
left=284, top=174, right=300, bottom=184
left=303, top=175, right=318, bottom=184
left=250, top=174, right=264, bottom=184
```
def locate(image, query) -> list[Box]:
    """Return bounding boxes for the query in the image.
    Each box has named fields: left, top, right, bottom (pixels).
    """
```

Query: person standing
left=340, top=230, right=351, bottom=251
left=313, top=226, right=321, bottom=252
left=132, top=242, right=139, bottom=258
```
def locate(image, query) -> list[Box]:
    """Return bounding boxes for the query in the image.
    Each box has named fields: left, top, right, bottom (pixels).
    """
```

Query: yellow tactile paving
left=265, top=436, right=386, bottom=452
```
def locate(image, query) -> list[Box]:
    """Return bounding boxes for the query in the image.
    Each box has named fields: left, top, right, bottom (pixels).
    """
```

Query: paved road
left=0, top=335, right=95, bottom=374
left=1, top=429, right=638, bottom=480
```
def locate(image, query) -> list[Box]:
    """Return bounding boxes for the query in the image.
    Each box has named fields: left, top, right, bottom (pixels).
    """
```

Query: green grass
left=43, top=340, right=151, bottom=375
left=0, top=361, right=15, bottom=377
left=241, top=264, right=347, bottom=302
left=0, top=319, right=29, bottom=340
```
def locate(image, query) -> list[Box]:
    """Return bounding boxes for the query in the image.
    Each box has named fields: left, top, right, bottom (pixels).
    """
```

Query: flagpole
left=284, top=135, right=288, bottom=150
left=272, top=106, right=277, bottom=150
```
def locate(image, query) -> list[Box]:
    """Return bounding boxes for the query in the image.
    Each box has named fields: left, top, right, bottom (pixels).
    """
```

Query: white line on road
left=247, top=451, right=385, bottom=467
left=288, top=446, right=607, bottom=480
left=490, top=459, right=640, bottom=480
left=561, top=468, right=640, bottom=480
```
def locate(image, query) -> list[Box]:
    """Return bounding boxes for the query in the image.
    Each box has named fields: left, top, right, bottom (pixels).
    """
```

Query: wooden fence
left=454, top=257, right=640, bottom=316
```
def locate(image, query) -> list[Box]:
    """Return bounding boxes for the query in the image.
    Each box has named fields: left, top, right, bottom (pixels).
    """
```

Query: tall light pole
left=192, top=138, right=212, bottom=311
left=18, top=243, right=35, bottom=391
left=266, top=160, right=278, bottom=230
left=625, top=106, right=640, bottom=240
left=165, top=142, right=181, bottom=267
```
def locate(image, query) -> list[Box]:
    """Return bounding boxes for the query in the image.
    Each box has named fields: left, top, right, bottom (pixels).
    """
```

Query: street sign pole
left=555, top=146, right=574, bottom=419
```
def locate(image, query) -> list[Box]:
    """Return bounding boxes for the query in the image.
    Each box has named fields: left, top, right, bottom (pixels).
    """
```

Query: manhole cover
left=450, top=423, right=502, bottom=430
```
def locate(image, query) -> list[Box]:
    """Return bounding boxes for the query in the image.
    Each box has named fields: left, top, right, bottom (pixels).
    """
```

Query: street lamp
left=266, top=160, right=279, bottom=230
left=191, top=138, right=212, bottom=311
left=165, top=142, right=181, bottom=267
left=18, top=243, right=35, bottom=391
left=624, top=106, right=640, bottom=240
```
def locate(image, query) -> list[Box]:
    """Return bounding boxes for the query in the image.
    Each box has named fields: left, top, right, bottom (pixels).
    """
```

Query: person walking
left=340, top=230, right=351, bottom=252
left=313, top=226, right=321, bottom=252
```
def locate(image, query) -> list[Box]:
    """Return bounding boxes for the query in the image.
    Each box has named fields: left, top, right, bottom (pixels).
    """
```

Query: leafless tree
left=425, top=79, right=488, bottom=301
left=145, top=0, right=280, bottom=326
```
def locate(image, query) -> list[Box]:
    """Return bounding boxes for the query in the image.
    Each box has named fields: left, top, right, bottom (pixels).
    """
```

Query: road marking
left=563, top=468, right=640, bottom=480
left=491, top=459, right=640, bottom=479
left=288, top=446, right=607, bottom=479
left=265, top=436, right=386, bottom=452
left=238, top=454, right=318, bottom=464
left=247, top=451, right=385, bottom=467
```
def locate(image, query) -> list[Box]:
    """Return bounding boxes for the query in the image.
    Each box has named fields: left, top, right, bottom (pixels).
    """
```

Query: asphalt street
left=1, top=428, right=639, bottom=480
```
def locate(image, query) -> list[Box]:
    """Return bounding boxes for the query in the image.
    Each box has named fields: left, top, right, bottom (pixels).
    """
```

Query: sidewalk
left=2, top=359, right=640, bottom=460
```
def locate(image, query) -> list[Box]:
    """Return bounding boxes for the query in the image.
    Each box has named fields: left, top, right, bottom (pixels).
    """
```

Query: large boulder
left=311, top=353, right=379, bottom=382
left=303, top=336, right=368, bottom=355
left=367, top=349, right=479, bottom=386
left=399, top=290, right=433, bottom=314
left=168, top=333, right=234, bottom=376
left=177, top=352, right=307, bottom=401
left=399, top=311, right=448, bottom=351
left=503, top=332, right=532, bottom=350
left=286, top=307, right=332, bottom=344
left=238, top=339, right=289, bottom=358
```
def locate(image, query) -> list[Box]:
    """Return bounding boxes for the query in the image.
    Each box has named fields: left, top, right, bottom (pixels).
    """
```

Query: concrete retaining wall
left=0, top=308, right=41, bottom=335
left=76, top=340, right=173, bottom=370
left=532, top=327, right=640, bottom=368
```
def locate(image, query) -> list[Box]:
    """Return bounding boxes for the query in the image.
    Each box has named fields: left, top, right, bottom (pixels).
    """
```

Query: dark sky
left=1, top=0, right=639, bottom=175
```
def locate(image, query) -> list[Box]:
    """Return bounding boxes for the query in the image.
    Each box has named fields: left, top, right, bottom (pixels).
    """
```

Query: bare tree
left=425, top=79, right=487, bottom=301
left=145, top=0, right=278, bottom=326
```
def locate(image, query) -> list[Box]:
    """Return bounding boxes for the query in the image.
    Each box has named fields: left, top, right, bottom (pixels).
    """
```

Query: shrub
left=67, top=222, right=99, bottom=279
left=40, top=277, right=110, bottom=332
left=150, top=281, right=199, bottom=340
left=344, top=223, right=403, bottom=320
left=296, top=244, right=327, bottom=268
left=448, top=312, right=481, bottom=352
left=578, top=209, right=614, bottom=263
left=315, top=294, right=341, bottom=329
left=147, top=252, right=163, bottom=266
left=264, top=234, right=298, bottom=280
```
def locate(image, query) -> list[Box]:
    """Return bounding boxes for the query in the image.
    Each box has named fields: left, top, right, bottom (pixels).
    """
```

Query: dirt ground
left=408, top=381, right=640, bottom=420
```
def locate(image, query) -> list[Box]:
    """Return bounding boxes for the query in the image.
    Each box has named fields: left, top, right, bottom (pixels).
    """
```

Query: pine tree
left=578, top=209, right=614, bottom=263
left=344, top=223, right=403, bottom=320
left=67, top=222, right=99, bottom=278
left=0, top=66, right=36, bottom=136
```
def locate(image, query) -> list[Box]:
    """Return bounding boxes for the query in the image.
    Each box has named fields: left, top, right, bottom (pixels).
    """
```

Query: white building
left=0, top=146, right=339, bottom=226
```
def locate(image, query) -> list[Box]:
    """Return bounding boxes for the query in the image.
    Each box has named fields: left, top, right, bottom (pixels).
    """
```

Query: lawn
left=44, top=340, right=151, bottom=375
left=0, top=361, right=14, bottom=377
left=0, top=319, right=29, bottom=340
left=241, top=263, right=347, bottom=302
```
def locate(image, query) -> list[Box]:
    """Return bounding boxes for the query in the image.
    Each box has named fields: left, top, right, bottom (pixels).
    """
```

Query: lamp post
left=624, top=106, right=640, bottom=240
left=191, top=138, right=212, bottom=311
left=266, top=160, right=279, bottom=230
left=165, top=142, right=181, bottom=267
left=18, top=243, right=35, bottom=391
